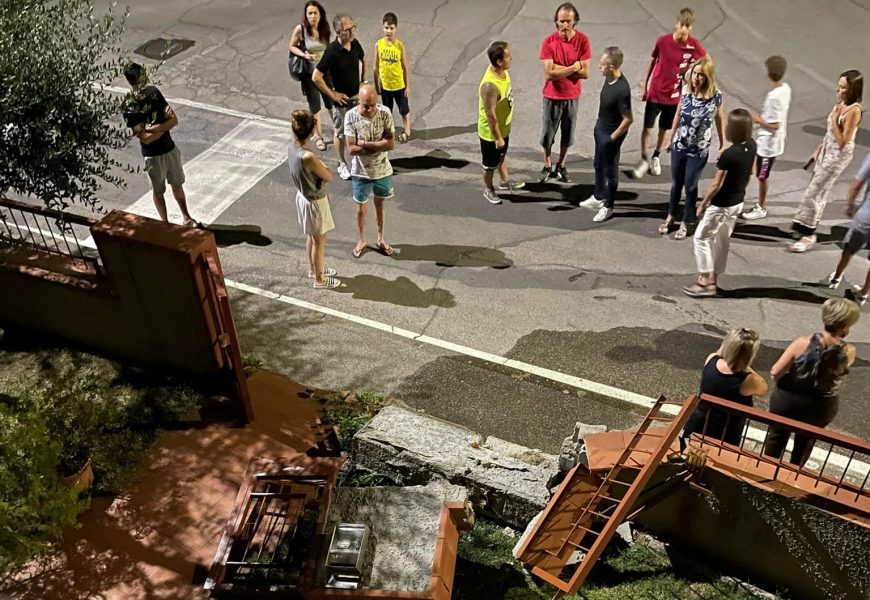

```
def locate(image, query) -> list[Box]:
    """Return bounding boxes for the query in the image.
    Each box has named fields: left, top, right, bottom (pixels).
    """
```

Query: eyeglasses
left=339, top=26, right=356, bottom=34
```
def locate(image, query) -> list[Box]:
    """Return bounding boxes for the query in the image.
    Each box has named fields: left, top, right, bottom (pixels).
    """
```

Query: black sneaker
left=556, top=164, right=571, bottom=183
left=538, top=165, right=552, bottom=183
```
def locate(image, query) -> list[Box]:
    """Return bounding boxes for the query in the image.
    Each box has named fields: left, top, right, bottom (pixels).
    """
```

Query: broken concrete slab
left=318, top=480, right=468, bottom=592
left=559, top=421, right=608, bottom=472
left=352, top=406, right=559, bottom=528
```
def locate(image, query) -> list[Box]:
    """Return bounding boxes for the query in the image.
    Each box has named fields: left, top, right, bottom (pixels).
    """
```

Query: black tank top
left=700, top=355, right=751, bottom=406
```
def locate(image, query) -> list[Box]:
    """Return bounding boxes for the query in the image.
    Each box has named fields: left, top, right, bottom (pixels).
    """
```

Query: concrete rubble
left=353, top=406, right=566, bottom=528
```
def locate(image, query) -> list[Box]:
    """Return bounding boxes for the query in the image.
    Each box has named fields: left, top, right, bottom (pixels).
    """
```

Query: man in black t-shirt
left=579, top=47, right=633, bottom=222
left=313, top=15, right=367, bottom=180
left=122, top=63, right=199, bottom=227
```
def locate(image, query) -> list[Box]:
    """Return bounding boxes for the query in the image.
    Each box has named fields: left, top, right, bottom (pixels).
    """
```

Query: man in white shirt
left=742, top=56, right=791, bottom=220
left=345, top=84, right=396, bottom=257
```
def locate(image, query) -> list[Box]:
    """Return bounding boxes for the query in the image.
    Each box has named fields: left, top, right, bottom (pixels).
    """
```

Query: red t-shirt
left=646, top=33, right=706, bottom=105
left=539, top=30, right=592, bottom=100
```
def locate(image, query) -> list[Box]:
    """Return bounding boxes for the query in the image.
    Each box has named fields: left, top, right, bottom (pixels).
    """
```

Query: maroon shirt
left=646, top=33, right=706, bottom=105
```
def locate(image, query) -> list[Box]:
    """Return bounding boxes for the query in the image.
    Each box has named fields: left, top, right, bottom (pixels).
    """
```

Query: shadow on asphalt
left=392, top=149, right=470, bottom=173
left=716, top=286, right=829, bottom=304
left=732, top=223, right=848, bottom=245
left=207, top=224, right=272, bottom=247
left=412, top=123, right=477, bottom=141
left=387, top=244, right=513, bottom=269
left=334, top=274, right=456, bottom=308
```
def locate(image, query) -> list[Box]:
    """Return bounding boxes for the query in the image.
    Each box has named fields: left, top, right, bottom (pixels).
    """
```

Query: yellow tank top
left=477, top=67, right=512, bottom=141
left=376, top=38, right=405, bottom=91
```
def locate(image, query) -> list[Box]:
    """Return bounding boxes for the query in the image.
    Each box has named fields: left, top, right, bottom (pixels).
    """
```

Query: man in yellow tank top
left=374, top=13, right=411, bottom=142
left=478, top=41, right=524, bottom=205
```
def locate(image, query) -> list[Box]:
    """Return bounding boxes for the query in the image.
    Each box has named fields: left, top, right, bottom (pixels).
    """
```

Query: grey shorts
left=843, top=220, right=870, bottom=255
left=330, top=96, right=359, bottom=138
left=144, top=147, right=185, bottom=196
left=540, top=97, right=579, bottom=149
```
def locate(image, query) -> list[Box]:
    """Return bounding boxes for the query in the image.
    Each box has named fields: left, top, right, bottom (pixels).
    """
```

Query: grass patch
left=453, top=519, right=774, bottom=600
left=320, top=390, right=387, bottom=451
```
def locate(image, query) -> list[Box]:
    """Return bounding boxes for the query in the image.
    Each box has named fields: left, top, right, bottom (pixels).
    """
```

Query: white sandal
left=313, top=275, right=340, bottom=289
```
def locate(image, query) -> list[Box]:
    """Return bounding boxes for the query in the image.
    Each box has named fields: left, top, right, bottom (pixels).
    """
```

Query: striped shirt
left=344, top=105, right=395, bottom=179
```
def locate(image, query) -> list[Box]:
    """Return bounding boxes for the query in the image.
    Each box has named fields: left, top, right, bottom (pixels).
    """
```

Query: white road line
left=82, top=118, right=288, bottom=247
left=224, top=277, right=867, bottom=479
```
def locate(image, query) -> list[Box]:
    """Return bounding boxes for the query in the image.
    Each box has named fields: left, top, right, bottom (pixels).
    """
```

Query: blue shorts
left=352, top=175, right=394, bottom=203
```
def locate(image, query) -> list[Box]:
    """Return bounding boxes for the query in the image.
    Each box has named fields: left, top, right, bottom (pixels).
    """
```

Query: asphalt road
left=86, top=0, right=870, bottom=453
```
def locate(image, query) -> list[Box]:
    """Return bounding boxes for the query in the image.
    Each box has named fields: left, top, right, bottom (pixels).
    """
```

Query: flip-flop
left=313, top=135, right=327, bottom=151
left=308, top=267, right=337, bottom=278
left=183, top=219, right=204, bottom=229
left=658, top=222, right=670, bottom=235
left=313, top=275, right=340, bottom=289
left=352, top=245, right=366, bottom=258
left=397, top=132, right=408, bottom=144
left=377, top=242, right=395, bottom=256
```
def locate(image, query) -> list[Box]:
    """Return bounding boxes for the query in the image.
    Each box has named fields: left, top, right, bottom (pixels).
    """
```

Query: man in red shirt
left=538, top=2, right=591, bottom=184
left=633, top=7, right=709, bottom=179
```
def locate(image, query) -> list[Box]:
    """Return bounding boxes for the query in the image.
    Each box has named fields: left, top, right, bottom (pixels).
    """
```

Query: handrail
left=699, top=394, right=870, bottom=457
left=0, top=197, right=98, bottom=227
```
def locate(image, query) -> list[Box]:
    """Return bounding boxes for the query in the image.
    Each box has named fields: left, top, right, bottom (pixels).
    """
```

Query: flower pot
left=62, top=459, right=94, bottom=495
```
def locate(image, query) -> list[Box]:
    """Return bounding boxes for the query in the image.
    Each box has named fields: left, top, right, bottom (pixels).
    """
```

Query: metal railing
left=687, top=394, right=870, bottom=509
left=0, top=197, right=101, bottom=273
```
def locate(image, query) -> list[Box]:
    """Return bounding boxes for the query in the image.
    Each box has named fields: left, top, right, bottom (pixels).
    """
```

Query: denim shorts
left=352, top=174, right=394, bottom=203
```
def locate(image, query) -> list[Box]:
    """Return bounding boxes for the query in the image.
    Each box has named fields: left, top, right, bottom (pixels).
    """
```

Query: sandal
left=788, top=237, right=815, bottom=253
left=658, top=222, right=671, bottom=235
left=309, top=267, right=337, bottom=278
left=673, top=223, right=688, bottom=240
left=377, top=242, right=395, bottom=256
left=313, top=275, right=340, bottom=289
left=682, top=282, right=717, bottom=298
left=352, top=244, right=366, bottom=258
left=397, top=132, right=409, bottom=144
left=313, top=135, right=327, bottom=151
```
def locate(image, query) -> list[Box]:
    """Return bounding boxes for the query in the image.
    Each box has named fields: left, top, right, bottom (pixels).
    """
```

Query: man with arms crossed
left=633, top=7, right=708, bottom=179
left=538, top=2, right=591, bottom=184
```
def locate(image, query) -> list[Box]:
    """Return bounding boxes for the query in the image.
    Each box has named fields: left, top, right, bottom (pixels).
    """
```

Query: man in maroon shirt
left=538, top=2, right=591, bottom=184
left=633, top=7, right=709, bottom=179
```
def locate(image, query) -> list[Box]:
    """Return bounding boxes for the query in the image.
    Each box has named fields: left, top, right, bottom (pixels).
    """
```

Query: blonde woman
left=661, top=58, right=725, bottom=240
left=289, top=110, right=339, bottom=289
left=763, top=298, right=859, bottom=466
left=682, top=328, right=768, bottom=445
left=790, top=70, right=863, bottom=253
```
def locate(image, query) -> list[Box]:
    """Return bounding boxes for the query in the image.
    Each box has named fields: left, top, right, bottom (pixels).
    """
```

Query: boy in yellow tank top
left=374, top=13, right=411, bottom=142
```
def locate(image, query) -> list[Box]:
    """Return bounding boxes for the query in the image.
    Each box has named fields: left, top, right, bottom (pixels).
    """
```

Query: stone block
left=353, top=406, right=559, bottom=528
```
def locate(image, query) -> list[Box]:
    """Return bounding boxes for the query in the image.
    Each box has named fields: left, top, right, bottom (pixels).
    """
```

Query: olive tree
left=0, top=0, right=132, bottom=213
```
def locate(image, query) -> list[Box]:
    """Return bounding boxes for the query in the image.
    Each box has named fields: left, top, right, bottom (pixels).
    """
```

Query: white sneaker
left=579, top=195, right=604, bottom=210
left=846, top=286, right=868, bottom=306
left=632, top=159, right=649, bottom=179
left=593, top=207, right=613, bottom=222
left=826, top=272, right=842, bottom=289
left=484, top=188, right=501, bottom=205
left=741, top=206, right=768, bottom=220
left=337, top=162, right=351, bottom=180
left=649, top=156, right=661, bottom=176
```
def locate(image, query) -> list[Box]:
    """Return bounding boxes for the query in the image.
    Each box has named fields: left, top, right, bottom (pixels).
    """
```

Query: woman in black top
left=683, top=328, right=768, bottom=445
left=683, top=109, right=756, bottom=297
left=763, top=298, right=859, bottom=466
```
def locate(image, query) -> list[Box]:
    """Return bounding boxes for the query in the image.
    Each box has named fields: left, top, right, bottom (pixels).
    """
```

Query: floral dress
left=673, top=89, right=723, bottom=158
left=793, top=103, right=861, bottom=235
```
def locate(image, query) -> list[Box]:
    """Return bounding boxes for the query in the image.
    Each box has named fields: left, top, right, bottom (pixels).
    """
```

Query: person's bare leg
left=639, top=128, right=651, bottom=161
left=758, top=178, right=769, bottom=210
left=170, top=184, right=194, bottom=224
left=543, top=146, right=553, bottom=169
left=402, top=114, right=411, bottom=139
left=833, top=250, right=853, bottom=280
left=313, top=234, right=326, bottom=283
left=655, top=128, right=669, bottom=154
left=374, top=197, right=388, bottom=248
left=314, top=110, right=323, bottom=141
left=483, top=169, right=495, bottom=190
left=354, top=202, right=367, bottom=255
left=497, top=157, right=509, bottom=185
left=335, top=135, right=347, bottom=166
left=556, top=145, right=569, bottom=167
left=307, top=235, right=316, bottom=277
left=152, top=192, right=169, bottom=222
left=861, top=267, right=870, bottom=296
